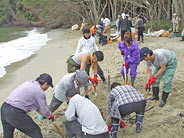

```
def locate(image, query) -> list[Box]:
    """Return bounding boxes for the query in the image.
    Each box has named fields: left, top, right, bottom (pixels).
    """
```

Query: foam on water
left=0, top=28, right=51, bottom=78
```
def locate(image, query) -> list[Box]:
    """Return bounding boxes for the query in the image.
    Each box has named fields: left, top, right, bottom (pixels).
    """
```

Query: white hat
left=173, top=13, right=176, bottom=16
left=121, top=13, right=126, bottom=19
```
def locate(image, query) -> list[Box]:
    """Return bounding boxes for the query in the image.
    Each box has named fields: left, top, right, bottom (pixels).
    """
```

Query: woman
left=118, top=32, right=140, bottom=87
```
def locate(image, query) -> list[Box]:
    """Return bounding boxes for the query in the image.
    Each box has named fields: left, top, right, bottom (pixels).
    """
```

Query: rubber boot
left=131, top=77, right=135, bottom=87
left=159, top=91, right=169, bottom=107
left=111, top=123, right=119, bottom=138
left=148, top=87, right=159, bottom=100
left=136, top=114, right=144, bottom=133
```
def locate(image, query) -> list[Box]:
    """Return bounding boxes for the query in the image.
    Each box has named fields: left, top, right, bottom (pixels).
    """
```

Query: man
left=38, top=70, right=89, bottom=120
left=65, top=87, right=109, bottom=138
left=67, top=50, right=104, bottom=85
left=116, top=15, right=121, bottom=33
left=90, top=25, right=100, bottom=37
left=172, top=13, right=181, bottom=33
left=1, top=73, right=54, bottom=138
left=140, top=47, right=178, bottom=107
left=118, top=13, right=130, bottom=40
left=109, top=83, right=146, bottom=137
left=75, top=28, right=106, bottom=82
left=103, top=15, right=111, bottom=40
left=136, top=16, right=145, bottom=42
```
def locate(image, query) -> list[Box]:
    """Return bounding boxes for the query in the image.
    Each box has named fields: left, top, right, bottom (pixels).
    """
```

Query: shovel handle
left=53, top=122, right=64, bottom=138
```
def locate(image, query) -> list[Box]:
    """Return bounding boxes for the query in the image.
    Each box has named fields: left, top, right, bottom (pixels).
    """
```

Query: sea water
left=0, top=28, right=51, bottom=78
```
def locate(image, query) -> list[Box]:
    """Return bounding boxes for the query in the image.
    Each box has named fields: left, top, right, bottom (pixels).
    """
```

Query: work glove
left=123, top=62, right=128, bottom=67
left=145, top=83, right=151, bottom=92
left=120, top=120, right=126, bottom=128
left=49, top=114, right=54, bottom=122
left=120, top=50, right=124, bottom=55
left=38, top=115, right=45, bottom=121
left=149, top=76, right=157, bottom=85
left=85, top=95, right=89, bottom=99
left=89, top=75, right=98, bottom=85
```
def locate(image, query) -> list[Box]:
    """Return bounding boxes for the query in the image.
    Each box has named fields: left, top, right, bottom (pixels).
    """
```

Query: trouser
left=152, top=51, right=178, bottom=93
left=110, top=100, right=146, bottom=138
left=65, top=120, right=109, bottom=138
left=173, top=24, right=179, bottom=33
left=86, top=63, right=106, bottom=81
left=103, top=25, right=111, bottom=39
left=66, top=56, right=80, bottom=73
left=118, top=100, right=146, bottom=117
left=100, top=25, right=104, bottom=34
left=121, top=62, right=139, bottom=78
left=1, top=102, right=43, bottom=138
left=121, top=30, right=127, bottom=40
left=99, top=33, right=107, bottom=45
left=138, top=27, right=144, bottom=41
left=48, top=95, right=63, bottom=113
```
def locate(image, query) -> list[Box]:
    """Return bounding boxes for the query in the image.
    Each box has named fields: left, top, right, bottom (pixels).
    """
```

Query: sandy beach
left=0, top=29, right=184, bottom=138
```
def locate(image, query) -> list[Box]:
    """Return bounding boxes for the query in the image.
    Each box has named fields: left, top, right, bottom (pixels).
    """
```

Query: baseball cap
left=82, top=28, right=90, bottom=34
left=38, top=73, right=54, bottom=88
left=94, top=51, right=104, bottom=61
left=139, top=47, right=150, bottom=61
left=76, top=70, right=88, bottom=87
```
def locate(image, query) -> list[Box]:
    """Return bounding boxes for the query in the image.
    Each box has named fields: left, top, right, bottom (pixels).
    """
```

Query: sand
left=0, top=29, right=184, bottom=138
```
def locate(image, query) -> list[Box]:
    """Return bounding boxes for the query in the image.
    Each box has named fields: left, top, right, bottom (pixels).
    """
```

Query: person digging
left=38, top=69, right=89, bottom=121
left=108, top=82, right=146, bottom=137
left=140, top=47, right=178, bottom=107
left=1, top=73, right=54, bottom=138
left=118, top=32, right=140, bottom=87
left=66, top=51, right=104, bottom=88
left=65, top=87, right=109, bottom=138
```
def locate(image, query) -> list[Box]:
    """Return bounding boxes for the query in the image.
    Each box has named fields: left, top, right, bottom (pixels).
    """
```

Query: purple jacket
left=5, top=81, right=51, bottom=118
left=118, top=39, right=140, bottom=64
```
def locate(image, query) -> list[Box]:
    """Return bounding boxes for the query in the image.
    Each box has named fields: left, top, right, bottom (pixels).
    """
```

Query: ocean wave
left=0, top=28, right=51, bottom=78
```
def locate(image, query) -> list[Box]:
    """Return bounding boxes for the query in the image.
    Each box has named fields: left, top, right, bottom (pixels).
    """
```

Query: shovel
left=122, top=57, right=130, bottom=85
left=50, top=117, right=65, bottom=138
left=89, top=80, right=98, bottom=106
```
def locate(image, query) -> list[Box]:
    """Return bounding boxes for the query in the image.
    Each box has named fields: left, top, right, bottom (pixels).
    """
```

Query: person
left=75, top=28, right=106, bottom=82
left=172, top=13, right=181, bottom=33
left=118, top=13, right=130, bottom=40
left=139, top=47, right=178, bottom=107
left=66, top=51, right=104, bottom=85
left=1, top=73, right=54, bottom=138
left=65, top=87, right=109, bottom=138
left=90, top=25, right=100, bottom=37
left=118, top=32, right=140, bottom=87
left=127, top=14, right=133, bottom=31
left=38, top=70, right=89, bottom=121
left=136, top=15, right=145, bottom=42
left=108, top=83, right=146, bottom=137
left=99, top=18, right=104, bottom=34
left=116, top=15, right=121, bottom=33
left=103, top=15, right=111, bottom=40
left=97, top=31, right=108, bottom=45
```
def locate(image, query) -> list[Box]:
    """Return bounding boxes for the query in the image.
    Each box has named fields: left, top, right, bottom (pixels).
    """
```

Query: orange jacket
left=90, top=26, right=98, bottom=35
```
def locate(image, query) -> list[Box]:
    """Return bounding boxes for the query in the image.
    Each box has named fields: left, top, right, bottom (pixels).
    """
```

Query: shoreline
left=0, top=29, right=77, bottom=134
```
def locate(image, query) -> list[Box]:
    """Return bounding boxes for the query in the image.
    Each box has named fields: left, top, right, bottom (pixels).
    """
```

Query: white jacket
left=75, top=36, right=99, bottom=55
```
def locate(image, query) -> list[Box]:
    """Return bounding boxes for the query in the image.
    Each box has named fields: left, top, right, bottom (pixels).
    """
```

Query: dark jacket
left=118, top=18, right=130, bottom=31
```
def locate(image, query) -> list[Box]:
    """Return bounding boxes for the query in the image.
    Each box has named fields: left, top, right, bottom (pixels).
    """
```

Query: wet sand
left=1, top=29, right=184, bottom=138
